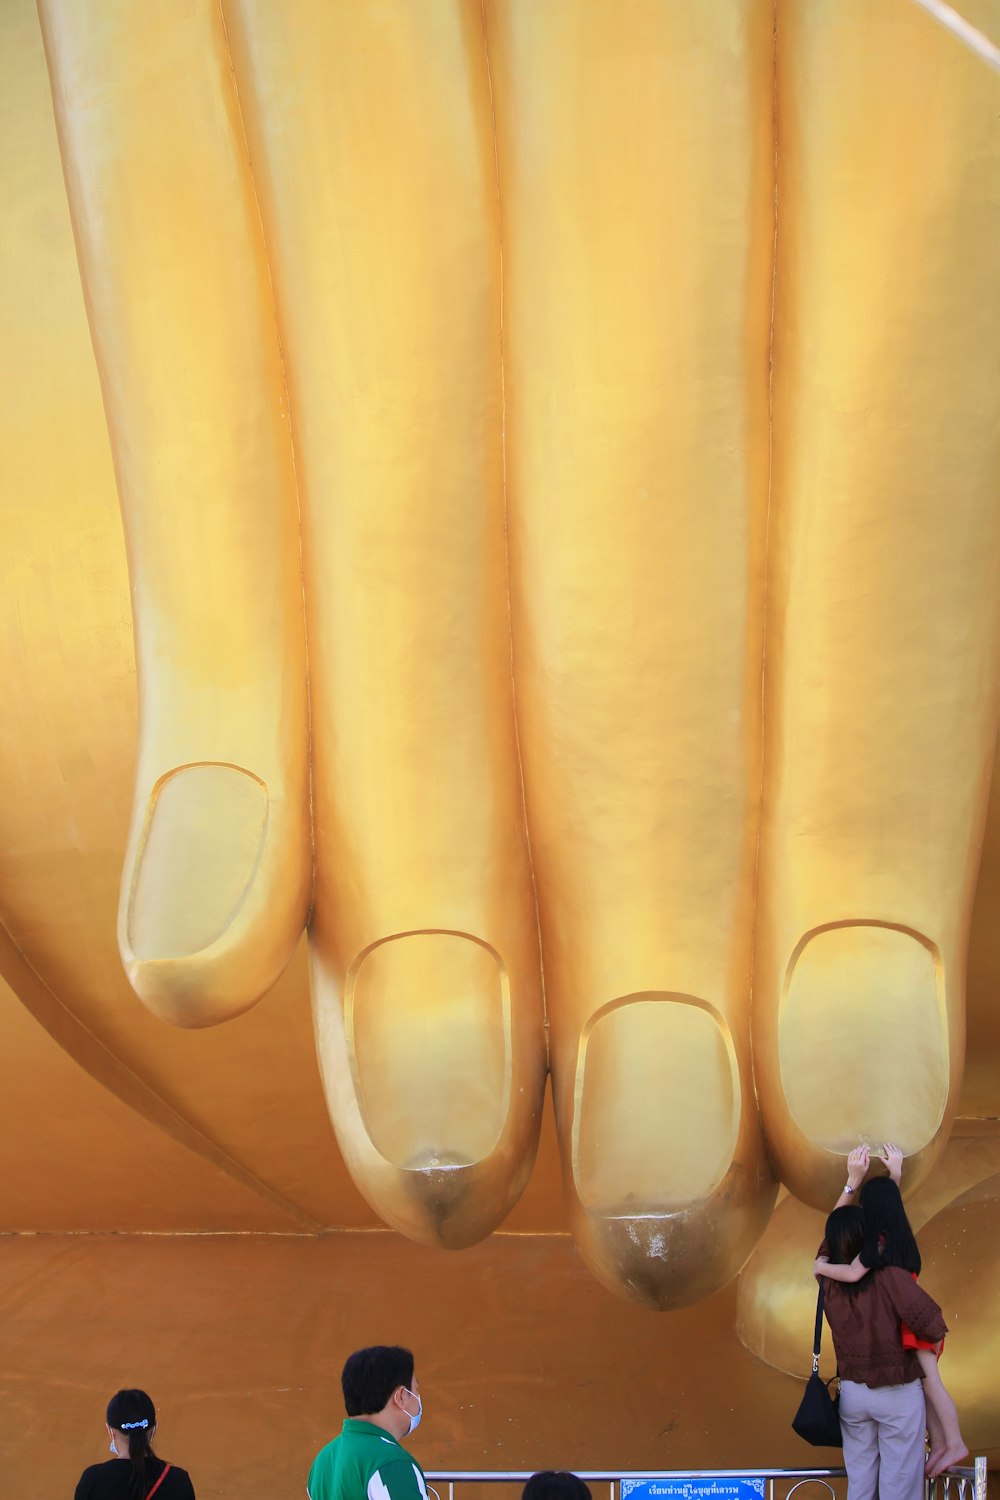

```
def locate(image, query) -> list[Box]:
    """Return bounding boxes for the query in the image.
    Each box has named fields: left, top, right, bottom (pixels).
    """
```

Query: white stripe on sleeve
left=369, top=1472, right=393, bottom=1500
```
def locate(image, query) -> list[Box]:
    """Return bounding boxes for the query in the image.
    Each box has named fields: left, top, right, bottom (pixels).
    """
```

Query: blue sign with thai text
left=621, top=1479, right=767, bottom=1500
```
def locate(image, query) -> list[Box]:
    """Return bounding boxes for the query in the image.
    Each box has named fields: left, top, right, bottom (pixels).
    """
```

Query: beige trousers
left=839, top=1378, right=926, bottom=1500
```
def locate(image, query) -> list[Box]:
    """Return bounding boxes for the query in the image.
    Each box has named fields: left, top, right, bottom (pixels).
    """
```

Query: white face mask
left=109, top=1439, right=118, bottom=1456
left=402, top=1389, right=422, bottom=1436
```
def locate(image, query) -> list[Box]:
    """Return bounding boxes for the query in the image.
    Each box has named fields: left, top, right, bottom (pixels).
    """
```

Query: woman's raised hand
left=847, top=1145, right=871, bottom=1190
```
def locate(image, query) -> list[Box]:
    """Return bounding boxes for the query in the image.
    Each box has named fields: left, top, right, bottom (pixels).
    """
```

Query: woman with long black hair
left=817, top=1156, right=968, bottom=1477
left=814, top=1150, right=948, bottom=1500
left=74, top=1390, right=195, bottom=1499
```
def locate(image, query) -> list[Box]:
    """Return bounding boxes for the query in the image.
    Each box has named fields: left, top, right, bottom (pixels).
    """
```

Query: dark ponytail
left=825, top=1205, right=867, bottom=1272
left=106, top=1389, right=158, bottom=1499
left=858, top=1177, right=922, bottom=1275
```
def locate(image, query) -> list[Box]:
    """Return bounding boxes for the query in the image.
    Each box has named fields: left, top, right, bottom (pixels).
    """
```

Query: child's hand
left=879, top=1142, right=903, bottom=1183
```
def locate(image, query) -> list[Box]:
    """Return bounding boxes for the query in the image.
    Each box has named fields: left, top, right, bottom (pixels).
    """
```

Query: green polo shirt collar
left=342, top=1420, right=402, bottom=1445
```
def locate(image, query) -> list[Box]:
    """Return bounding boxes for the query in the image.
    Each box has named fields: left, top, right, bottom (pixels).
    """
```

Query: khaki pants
left=839, top=1378, right=926, bottom=1500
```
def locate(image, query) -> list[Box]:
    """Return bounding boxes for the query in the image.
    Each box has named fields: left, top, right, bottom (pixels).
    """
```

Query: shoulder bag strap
left=811, top=1284, right=825, bottom=1373
left=145, top=1462, right=172, bottom=1499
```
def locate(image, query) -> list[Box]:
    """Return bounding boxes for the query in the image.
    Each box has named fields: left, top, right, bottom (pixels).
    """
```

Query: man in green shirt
left=308, top=1346, right=428, bottom=1500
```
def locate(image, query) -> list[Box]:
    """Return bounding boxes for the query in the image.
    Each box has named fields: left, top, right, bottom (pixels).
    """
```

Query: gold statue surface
left=2, top=0, right=1000, bottom=1367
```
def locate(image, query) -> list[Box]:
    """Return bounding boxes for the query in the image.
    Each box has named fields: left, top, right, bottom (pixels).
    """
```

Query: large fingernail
left=572, top=992, right=740, bottom=1213
left=346, top=931, right=510, bottom=1170
left=126, top=763, right=268, bottom=960
left=780, top=922, right=948, bottom=1154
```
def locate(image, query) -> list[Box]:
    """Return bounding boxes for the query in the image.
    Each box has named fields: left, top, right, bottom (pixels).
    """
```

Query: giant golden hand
left=9, top=0, right=1000, bottom=1306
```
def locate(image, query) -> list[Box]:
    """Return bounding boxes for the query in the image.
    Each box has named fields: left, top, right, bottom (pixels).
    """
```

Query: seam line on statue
left=479, top=0, right=550, bottom=1051
left=749, top=0, right=780, bottom=1047
left=217, top=0, right=316, bottom=916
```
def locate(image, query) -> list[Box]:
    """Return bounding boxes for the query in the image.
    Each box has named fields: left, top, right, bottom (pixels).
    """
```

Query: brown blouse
left=819, top=1262, right=948, bottom=1387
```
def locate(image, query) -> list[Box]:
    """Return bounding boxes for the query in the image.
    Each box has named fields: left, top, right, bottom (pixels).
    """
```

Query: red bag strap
left=145, top=1462, right=172, bottom=1499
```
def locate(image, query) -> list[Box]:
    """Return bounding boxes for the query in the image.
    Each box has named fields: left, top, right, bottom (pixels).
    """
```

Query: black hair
left=824, top=1205, right=866, bottom=1269
left=342, top=1347, right=415, bottom=1417
left=523, top=1475, right=593, bottom=1500
left=858, top=1177, right=921, bottom=1275
left=106, top=1389, right=157, bottom=1499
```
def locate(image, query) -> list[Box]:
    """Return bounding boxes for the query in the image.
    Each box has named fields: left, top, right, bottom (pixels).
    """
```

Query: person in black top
left=74, top=1389, right=196, bottom=1500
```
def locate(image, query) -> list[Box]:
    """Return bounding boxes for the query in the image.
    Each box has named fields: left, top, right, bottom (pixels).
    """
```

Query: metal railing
left=425, top=1459, right=987, bottom=1500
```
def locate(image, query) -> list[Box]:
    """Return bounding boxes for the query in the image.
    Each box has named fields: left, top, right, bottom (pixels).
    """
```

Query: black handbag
left=792, top=1283, right=843, bottom=1446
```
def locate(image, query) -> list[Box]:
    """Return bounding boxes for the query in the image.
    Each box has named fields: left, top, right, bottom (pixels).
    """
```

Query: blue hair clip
left=120, top=1420, right=149, bottom=1430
